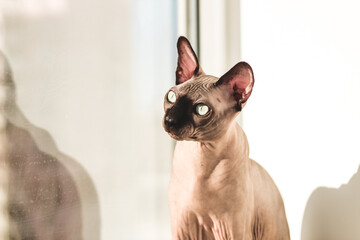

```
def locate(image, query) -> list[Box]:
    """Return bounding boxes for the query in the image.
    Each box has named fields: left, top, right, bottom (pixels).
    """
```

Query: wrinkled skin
left=163, top=36, right=290, bottom=240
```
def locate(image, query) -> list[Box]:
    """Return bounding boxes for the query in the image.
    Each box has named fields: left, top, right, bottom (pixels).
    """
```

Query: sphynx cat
left=163, top=36, right=290, bottom=240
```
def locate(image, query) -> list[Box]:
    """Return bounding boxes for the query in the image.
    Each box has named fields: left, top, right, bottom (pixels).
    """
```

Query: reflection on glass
left=0, top=51, right=86, bottom=239
left=0, top=0, right=176, bottom=239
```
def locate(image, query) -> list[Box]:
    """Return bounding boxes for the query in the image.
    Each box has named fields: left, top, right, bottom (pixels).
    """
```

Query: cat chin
left=167, top=132, right=185, bottom=141
left=167, top=132, right=195, bottom=141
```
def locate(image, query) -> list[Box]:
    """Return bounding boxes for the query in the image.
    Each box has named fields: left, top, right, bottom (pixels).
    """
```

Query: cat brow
left=184, top=80, right=215, bottom=95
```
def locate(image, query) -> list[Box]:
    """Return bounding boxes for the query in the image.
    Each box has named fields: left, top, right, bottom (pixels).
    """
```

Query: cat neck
left=199, top=121, right=249, bottom=161
left=172, top=121, right=250, bottom=181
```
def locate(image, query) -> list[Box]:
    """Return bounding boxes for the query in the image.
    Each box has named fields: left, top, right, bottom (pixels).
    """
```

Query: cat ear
left=176, top=36, right=202, bottom=85
left=216, top=62, right=254, bottom=111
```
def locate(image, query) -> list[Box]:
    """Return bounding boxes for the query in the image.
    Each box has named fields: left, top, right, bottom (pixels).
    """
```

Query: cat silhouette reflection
left=302, top=166, right=360, bottom=240
left=0, top=52, right=82, bottom=239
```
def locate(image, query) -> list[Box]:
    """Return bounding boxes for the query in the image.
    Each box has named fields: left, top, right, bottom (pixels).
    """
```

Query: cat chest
left=174, top=210, right=236, bottom=240
left=169, top=180, right=242, bottom=238
left=170, top=175, right=237, bottom=210
left=170, top=163, right=243, bottom=212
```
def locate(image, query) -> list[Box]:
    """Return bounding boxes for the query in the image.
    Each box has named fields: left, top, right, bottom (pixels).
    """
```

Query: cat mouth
left=166, top=130, right=198, bottom=141
left=167, top=132, right=183, bottom=141
left=162, top=117, right=195, bottom=141
left=164, top=126, right=194, bottom=141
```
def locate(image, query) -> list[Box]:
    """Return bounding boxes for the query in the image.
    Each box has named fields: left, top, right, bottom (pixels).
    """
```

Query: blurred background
left=0, top=0, right=359, bottom=239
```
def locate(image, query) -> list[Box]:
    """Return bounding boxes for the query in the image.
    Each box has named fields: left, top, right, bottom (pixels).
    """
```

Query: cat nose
left=165, top=116, right=177, bottom=128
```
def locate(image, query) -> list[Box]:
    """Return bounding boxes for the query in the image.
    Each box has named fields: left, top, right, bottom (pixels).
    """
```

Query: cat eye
left=195, top=104, right=209, bottom=116
left=167, top=90, right=176, bottom=103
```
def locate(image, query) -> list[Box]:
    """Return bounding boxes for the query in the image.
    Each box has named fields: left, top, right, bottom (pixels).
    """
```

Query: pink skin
left=164, top=37, right=290, bottom=240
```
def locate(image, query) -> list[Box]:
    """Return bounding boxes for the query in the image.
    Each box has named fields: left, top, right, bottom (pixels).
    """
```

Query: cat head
left=163, top=36, right=254, bottom=141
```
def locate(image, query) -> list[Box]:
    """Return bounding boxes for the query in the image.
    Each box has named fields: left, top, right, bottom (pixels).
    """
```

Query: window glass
left=0, top=0, right=176, bottom=239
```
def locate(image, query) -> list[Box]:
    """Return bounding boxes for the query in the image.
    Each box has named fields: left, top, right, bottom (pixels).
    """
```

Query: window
left=1, top=0, right=176, bottom=239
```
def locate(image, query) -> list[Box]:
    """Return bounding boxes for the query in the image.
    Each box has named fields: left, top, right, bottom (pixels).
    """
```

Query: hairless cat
left=163, top=36, right=290, bottom=240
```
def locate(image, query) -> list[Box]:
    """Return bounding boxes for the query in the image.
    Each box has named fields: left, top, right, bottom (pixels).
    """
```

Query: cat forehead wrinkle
left=196, top=74, right=218, bottom=85
left=179, top=75, right=218, bottom=96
